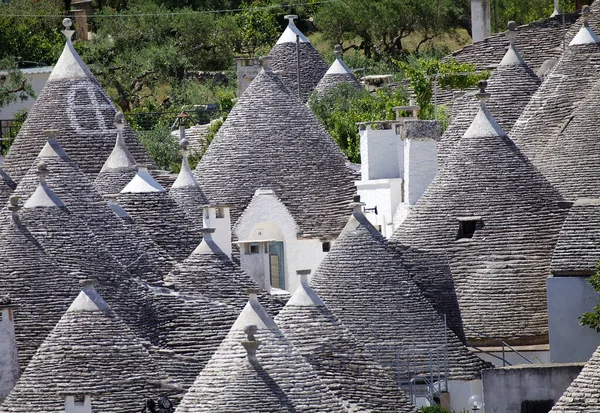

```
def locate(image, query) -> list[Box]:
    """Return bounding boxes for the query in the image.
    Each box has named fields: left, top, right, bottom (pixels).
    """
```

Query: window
left=322, top=241, right=331, bottom=252
left=74, top=395, right=86, bottom=406
left=456, top=217, right=481, bottom=240
left=245, top=243, right=259, bottom=254
left=215, top=207, right=225, bottom=219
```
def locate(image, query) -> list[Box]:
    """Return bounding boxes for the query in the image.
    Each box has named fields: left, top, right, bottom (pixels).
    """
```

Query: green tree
left=314, top=0, right=464, bottom=58
left=235, top=0, right=281, bottom=56
left=77, top=3, right=239, bottom=112
left=308, top=83, right=409, bottom=163
left=397, top=57, right=489, bottom=119
left=0, top=0, right=64, bottom=65
left=580, top=262, right=600, bottom=331
left=0, top=58, right=35, bottom=109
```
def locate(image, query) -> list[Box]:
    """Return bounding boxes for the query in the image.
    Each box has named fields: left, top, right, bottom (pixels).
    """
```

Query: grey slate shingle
left=0, top=286, right=177, bottom=413
left=275, top=275, right=418, bottom=413
left=551, top=199, right=600, bottom=276
left=438, top=39, right=541, bottom=166
left=391, top=95, right=570, bottom=344
left=311, top=208, right=487, bottom=380
left=1, top=37, right=153, bottom=182
left=175, top=293, right=348, bottom=413
left=193, top=68, right=356, bottom=239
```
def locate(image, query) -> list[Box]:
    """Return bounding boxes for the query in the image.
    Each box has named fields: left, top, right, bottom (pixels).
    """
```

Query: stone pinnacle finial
left=79, top=278, right=98, bottom=288
left=180, top=138, right=189, bottom=152
left=349, top=194, right=366, bottom=212
left=476, top=80, right=490, bottom=103
left=114, top=112, right=125, bottom=130
left=583, top=5, right=592, bottom=27
left=8, top=195, right=20, bottom=214
left=241, top=324, right=261, bottom=363
left=334, top=44, right=343, bottom=58
left=62, top=17, right=75, bottom=40
left=506, top=21, right=517, bottom=45
left=37, top=161, right=49, bottom=183
left=285, top=14, right=298, bottom=23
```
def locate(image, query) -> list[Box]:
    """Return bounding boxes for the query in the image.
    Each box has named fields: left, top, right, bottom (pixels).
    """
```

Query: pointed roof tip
left=276, top=14, right=310, bottom=44
left=191, top=228, right=222, bottom=255
left=23, top=162, right=66, bottom=209
left=100, top=127, right=137, bottom=173
left=463, top=80, right=507, bottom=140
left=48, top=18, right=95, bottom=82
left=171, top=140, right=200, bottom=189
left=287, top=270, right=325, bottom=307
left=67, top=282, right=112, bottom=314
left=231, top=291, right=279, bottom=331
left=325, top=56, right=354, bottom=75
left=499, top=21, right=527, bottom=66
left=121, top=166, right=165, bottom=193
left=570, top=7, right=600, bottom=46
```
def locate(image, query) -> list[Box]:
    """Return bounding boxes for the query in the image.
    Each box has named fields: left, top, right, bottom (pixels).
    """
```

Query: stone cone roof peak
left=500, top=22, right=527, bottom=66
left=48, top=20, right=95, bottom=82
left=192, top=228, right=221, bottom=255
left=121, top=167, right=165, bottom=193
left=276, top=15, right=310, bottom=44
left=326, top=56, right=354, bottom=75
left=231, top=293, right=279, bottom=331
left=172, top=140, right=199, bottom=189
left=100, top=116, right=137, bottom=173
left=570, top=7, right=600, bottom=46
left=23, top=163, right=66, bottom=209
left=464, top=87, right=507, bottom=140
left=287, top=272, right=325, bottom=307
left=67, top=285, right=112, bottom=314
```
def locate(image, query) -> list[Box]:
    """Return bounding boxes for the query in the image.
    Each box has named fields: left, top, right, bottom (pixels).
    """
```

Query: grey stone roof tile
left=193, top=68, right=356, bottom=239
left=551, top=199, right=600, bottom=275
left=12, top=139, right=171, bottom=282
left=175, top=293, right=348, bottom=412
left=391, top=98, right=570, bottom=344
left=438, top=42, right=541, bottom=166
left=1, top=38, right=153, bottom=182
left=0, top=286, right=177, bottom=413
left=311, top=209, right=487, bottom=380
left=275, top=275, right=418, bottom=412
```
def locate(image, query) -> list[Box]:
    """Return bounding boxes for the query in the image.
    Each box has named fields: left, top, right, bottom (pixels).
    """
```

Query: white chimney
left=203, top=205, right=233, bottom=258
left=358, top=122, right=403, bottom=181
left=471, top=0, right=491, bottom=42
left=64, top=395, right=92, bottom=413
left=0, top=303, right=20, bottom=403
left=402, top=120, right=440, bottom=206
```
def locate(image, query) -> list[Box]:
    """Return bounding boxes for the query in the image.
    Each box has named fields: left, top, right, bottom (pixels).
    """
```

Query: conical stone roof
left=550, top=341, right=600, bottom=412
left=391, top=88, right=570, bottom=345
left=1, top=26, right=153, bottom=182
left=311, top=207, right=487, bottom=380
left=268, top=16, right=329, bottom=102
left=94, top=112, right=138, bottom=196
left=175, top=293, right=347, bottom=412
left=194, top=67, right=355, bottom=238
left=510, top=18, right=600, bottom=164
left=12, top=139, right=167, bottom=283
left=275, top=273, right=418, bottom=413
left=118, top=167, right=202, bottom=261
left=551, top=199, right=600, bottom=276
left=0, top=199, right=78, bottom=368
left=0, top=168, right=16, bottom=206
left=164, top=229, right=286, bottom=315
left=314, top=48, right=362, bottom=97
left=168, top=139, right=207, bottom=231
left=0, top=285, right=176, bottom=413
left=438, top=25, right=541, bottom=165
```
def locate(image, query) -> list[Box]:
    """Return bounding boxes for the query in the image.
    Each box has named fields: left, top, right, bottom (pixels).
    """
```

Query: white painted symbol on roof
left=67, top=84, right=113, bottom=134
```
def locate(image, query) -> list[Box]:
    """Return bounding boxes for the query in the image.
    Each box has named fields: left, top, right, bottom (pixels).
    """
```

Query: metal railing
left=0, top=120, right=20, bottom=154
left=465, top=326, right=534, bottom=367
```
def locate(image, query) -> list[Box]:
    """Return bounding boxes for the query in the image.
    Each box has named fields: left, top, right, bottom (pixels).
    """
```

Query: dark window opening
left=215, top=207, right=225, bottom=219
left=322, top=241, right=331, bottom=252
left=521, top=399, right=554, bottom=413
left=245, top=243, right=259, bottom=254
left=457, top=220, right=478, bottom=239
left=74, top=395, right=86, bottom=405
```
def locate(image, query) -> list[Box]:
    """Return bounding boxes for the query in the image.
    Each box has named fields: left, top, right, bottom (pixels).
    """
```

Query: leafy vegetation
left=0, top=59, right=35, bottom=109
left=580, top=262, right=600, bottom=331
left=308, top=84, right=409, bottom=163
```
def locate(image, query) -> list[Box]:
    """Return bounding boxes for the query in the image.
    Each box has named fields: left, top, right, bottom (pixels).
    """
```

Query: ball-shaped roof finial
left=62, top=18, right=72, bottom=30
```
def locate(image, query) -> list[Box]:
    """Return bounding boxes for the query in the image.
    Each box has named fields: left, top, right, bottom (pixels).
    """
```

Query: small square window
left=245, top=243, right=259, bottom=254
left=215, top=207, right=225, bottom=219
left=457, top=218, right=480, bottom=240
left=322, top=241, right=331, bottom=252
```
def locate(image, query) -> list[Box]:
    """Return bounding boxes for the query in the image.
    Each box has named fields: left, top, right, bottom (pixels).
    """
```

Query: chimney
left=0, top=298, right=20, bottom=403
left=471, top=0, right=491, bottom=42
left=358, top=120, right=403, bottom=181
left=64, top=395, right=92, bottom=413
left=203, top=205, right=233, bottom=258
left=236, top=57, right=262, bottom=97
left=241, top=324, right=261, bottom=363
